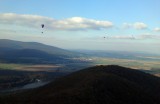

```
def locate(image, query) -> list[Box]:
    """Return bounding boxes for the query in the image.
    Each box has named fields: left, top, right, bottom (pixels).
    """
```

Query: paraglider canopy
left=41, top=24, right=44, bottom=28
left=41, top=24, right=44, bottom=34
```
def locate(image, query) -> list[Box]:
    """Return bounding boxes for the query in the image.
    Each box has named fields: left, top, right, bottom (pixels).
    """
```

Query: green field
left=0, top=63, right=25, bottom=70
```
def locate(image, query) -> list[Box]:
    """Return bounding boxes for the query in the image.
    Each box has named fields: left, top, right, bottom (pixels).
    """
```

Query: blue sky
left=0, top=0, right=160, bottom=54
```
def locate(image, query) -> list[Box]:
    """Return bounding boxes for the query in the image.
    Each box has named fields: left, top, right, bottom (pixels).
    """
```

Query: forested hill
left=0, top=39, right=83, bottom=57
left=1, top=65, right=160, bottom=104
left=0, top=39, right=85, bottom=64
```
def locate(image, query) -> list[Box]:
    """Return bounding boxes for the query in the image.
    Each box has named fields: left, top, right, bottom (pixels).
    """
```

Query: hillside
left=0, top=69, right=67, bottom=91
left=0, top=39, right=83, bottom=57
left=0, top=39, right=86, bottom=64
left=1, top=65, right=160, bottom=104
left=0, top=48, right=74, bottom=64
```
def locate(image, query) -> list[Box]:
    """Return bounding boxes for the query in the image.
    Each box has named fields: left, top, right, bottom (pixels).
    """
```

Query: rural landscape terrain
left=0, top=39, right=160, bottom=93
left=1, top=0, right=160, bottom=104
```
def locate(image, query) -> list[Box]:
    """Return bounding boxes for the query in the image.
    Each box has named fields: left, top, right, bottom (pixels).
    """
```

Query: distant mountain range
left=1, top=65, right=160, bottom=104
left=0, top=39, right=84, bottom=64
left=1, top=39, right=159, bottom=64
left=73, top=49, right=160, bottom=61
left=0, top=39, right=82, bottom=57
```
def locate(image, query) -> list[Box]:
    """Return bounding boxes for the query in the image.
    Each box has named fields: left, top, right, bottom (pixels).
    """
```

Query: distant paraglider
left=41, top=24, right=44, bottom=33
left=103, top=33, right=109, bottom=39
left=103, top=35, right=109, bottom=39
left=41, top=24, right=44, bottom=28
left=103, top=36, right=107, bottom=40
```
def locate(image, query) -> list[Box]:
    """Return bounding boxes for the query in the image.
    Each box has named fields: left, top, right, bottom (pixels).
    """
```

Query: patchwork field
left=90, top=57, right=160, bottom=70
left=1, top=56, right=160, bottom=72
left=0, top=63, right=63, bottom=72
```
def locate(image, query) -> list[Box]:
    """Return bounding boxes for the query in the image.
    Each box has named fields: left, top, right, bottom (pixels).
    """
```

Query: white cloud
left=138, top=34, right=160, bottom=39
left=122, top=22, right=148, bottom=30
left=133, top=22, right=148, bottom=30
left=85, top=33, right=160, bottom=41
left=85, top=35, right=136, bottom=40
left=0, top=13, right=113, bottom=31
left=108, top=34, right=160, bottom=40
left=153, top=27, right=160, bottom=32
left=109, top=35, right=135, bottom=40
left=0, top=29, right=16, bottom=33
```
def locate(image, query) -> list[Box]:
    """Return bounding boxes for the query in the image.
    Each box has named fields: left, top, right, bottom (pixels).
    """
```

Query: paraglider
left=41, top=24, right=44, bottom=33
left=41, top=24, right=44, bottom=28
left=103, top=33, right=109, bottom=39
left=103, top=36, right=109, bottom=39
left=103, top=36, right=107, bottom=40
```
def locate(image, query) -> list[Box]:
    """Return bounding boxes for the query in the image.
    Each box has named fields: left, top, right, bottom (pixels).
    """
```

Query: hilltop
left=1, top=65, right=160, bottom=104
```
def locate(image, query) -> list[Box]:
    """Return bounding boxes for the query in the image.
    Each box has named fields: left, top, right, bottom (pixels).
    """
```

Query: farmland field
left=90, top=57, right=160, bottom=70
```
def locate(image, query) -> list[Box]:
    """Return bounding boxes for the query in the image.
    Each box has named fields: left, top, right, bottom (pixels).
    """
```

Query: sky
left=0, top=0, right=160, bottom=54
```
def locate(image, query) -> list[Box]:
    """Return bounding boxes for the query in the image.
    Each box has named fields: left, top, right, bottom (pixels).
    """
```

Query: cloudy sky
left=0, top=0, right=160, bottom=54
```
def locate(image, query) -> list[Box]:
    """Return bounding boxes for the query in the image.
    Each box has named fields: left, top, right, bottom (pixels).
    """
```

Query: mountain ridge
left=0, top=48, right=72, bottom=64
left=0, top=39, right=82, bottom=57
left=0, top=39, right=86, bottom=64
